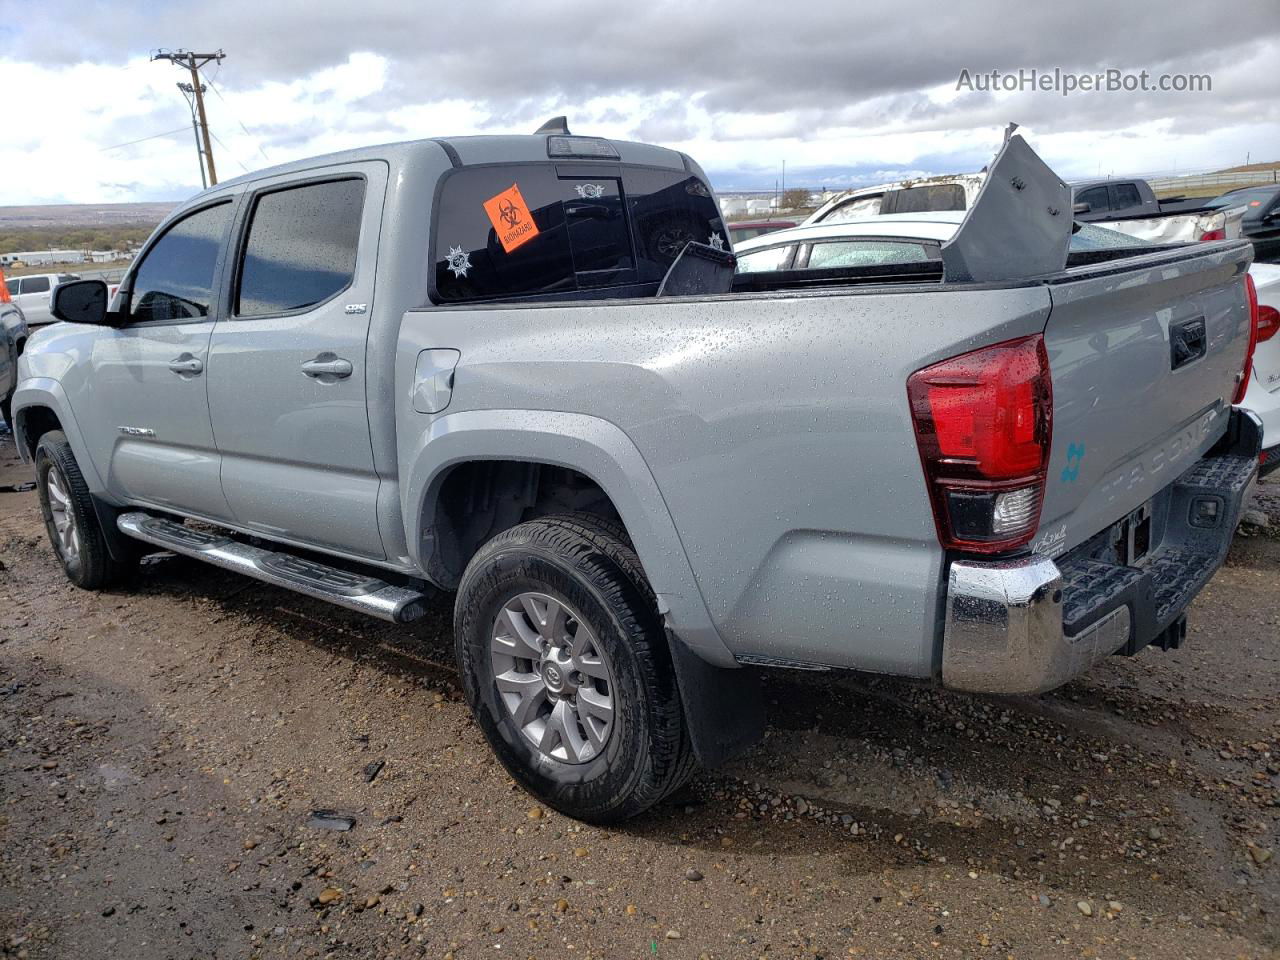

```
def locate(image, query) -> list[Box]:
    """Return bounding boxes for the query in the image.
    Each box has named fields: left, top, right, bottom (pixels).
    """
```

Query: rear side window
left=806, top=240, right=933, bottom=269
left=1075, top=186, right=1109, bottom=214
left=237, top=178, right=364, bottom=317
left=1110, top=183, right=1141, bottom=210
left=883, top=184, right=966, bottom=214
left=433, top=164, right=723, bottom=302
left=736, top=245, right=794, bottom=273
left=22, top=276, right=50, bottom=294
left=130, top=201, right=233, bottom=323
left=820, top=195, right=883, bottom=223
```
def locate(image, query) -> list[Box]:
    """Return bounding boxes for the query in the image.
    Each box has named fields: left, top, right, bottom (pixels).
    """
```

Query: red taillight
left=1236, top=274, right=1261, bottom=404
left=908, top=335, right=1053, bottom=554
left=1199, top=228, right=1227, bottom=242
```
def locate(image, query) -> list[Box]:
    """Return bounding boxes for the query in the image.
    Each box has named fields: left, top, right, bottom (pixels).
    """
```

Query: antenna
left=534, top=116, right=571, bottom=136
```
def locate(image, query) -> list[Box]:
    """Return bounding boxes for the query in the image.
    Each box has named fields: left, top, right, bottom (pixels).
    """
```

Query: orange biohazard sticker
left=483, top=183, right=540, bottom=253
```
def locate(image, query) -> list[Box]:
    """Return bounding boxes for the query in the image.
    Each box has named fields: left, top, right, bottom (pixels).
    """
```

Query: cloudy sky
left=0, top=0, right=1278, bottom=204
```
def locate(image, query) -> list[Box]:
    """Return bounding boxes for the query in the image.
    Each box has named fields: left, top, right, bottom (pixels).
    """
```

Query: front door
left=77, top=199, right=238, bottom=519
left=206, top=164, right=387, bottom=560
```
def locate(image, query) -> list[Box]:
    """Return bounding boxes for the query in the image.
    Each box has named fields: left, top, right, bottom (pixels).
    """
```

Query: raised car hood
left=941, top=135, right=1073, bottom=283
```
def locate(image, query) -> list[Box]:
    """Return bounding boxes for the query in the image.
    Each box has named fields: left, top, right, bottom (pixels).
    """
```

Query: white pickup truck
left=13, top=127, right=1263, bottom=821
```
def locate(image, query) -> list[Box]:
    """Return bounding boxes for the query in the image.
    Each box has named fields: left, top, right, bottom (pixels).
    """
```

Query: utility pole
left=153, top=49, right=225, bottom=185
left=176, top=82, right=208, bottom=189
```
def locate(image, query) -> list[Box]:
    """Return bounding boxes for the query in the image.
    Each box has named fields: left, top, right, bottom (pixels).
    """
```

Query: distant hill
left=0, top=202, right=177, bottom=230
left=1213, top=160, right=1280, bottom=174
left=0, top=202, right=177, bottom=256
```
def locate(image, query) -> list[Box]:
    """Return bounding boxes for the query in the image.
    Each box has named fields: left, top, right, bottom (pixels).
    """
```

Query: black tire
left=454, top=516, right=696, bottom=823
left=35, top=430, right=132, bottom=590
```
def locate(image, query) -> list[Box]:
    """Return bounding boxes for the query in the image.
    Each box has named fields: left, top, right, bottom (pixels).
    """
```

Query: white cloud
left=0, top=0, right=1277, bottom=204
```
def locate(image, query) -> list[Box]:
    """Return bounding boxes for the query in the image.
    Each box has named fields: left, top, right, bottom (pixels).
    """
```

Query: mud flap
left=667, top=630, right=766, bottom=767
left=90, top=496, right=147, bottom=564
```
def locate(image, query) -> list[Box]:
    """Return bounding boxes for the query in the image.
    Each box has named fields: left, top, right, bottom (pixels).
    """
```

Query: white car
left=1244, top=263, right=1280, bottom=476
left=735, top=214, right=1280, bottom=473
left=804, top=175, right=986, bottom=225
left=2, top=272, right=81, bottom=327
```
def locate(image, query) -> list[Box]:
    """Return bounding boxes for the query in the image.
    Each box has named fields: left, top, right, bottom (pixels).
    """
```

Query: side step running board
left=117, top=512, right=430, bottom=623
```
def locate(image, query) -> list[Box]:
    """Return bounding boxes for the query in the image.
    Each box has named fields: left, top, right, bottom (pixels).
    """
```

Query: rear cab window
left=882, top=184, right=966, bottom=214
left=21, top=276, right=50, bottom=294
left=432, top=163, right=724, bottom=303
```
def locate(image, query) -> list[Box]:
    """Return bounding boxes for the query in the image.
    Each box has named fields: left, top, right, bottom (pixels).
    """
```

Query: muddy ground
left=1, top=433, right=1277, bottom=960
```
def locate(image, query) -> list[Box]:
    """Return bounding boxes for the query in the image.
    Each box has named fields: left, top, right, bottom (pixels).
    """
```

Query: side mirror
left=50, top=279, right=111, bottom=325
left=1072, top=201, right=1091, bottom=215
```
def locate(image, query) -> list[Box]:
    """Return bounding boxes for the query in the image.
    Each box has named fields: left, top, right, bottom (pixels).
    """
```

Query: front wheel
left=454, top=516, right=695, bottom=823
left=35, top=430, right=132, bottom=590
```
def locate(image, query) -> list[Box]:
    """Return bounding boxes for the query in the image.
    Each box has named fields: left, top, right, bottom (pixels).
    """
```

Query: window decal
left=708, top=231, right=725, bottom=251
left=445, top=245, right=472, bottom=279
left=482, top=183, right=540, bottom=253
left=574, top=183, right=606, bottom=199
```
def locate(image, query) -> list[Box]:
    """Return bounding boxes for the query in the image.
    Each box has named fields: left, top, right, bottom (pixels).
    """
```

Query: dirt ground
left=1, top=431, right=1277, bottom=960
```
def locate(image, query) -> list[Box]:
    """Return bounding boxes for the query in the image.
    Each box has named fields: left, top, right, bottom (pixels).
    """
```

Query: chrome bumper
left=941, top=555, right=1131, bottom=695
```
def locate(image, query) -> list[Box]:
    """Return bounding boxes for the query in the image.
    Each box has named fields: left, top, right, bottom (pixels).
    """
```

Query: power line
left=207, top=129, right=251, bottom=174
left=99, top=126, right=193, bottom=152
left=199, top=70, right=272, bottom=164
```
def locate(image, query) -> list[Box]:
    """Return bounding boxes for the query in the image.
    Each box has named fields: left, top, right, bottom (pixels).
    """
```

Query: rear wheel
left=454, top=516, right=695, bottom=822
left=35, top=430, right=132, bottom=589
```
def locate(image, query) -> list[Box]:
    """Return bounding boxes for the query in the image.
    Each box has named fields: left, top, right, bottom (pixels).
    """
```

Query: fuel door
left=413, top=348, right=461, bottom=414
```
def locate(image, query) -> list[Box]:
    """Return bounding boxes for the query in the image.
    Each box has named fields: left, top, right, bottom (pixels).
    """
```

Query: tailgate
left=1035, top=241, right=1254, bottom=557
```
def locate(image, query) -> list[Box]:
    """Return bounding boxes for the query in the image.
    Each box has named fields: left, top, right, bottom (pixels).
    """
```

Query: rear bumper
left=1261, top=443, right=1280, bottom=478
left=942, top=411, right=1260, bottom=695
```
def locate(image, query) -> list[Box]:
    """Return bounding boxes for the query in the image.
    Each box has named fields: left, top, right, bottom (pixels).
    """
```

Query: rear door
left=17, top=276, right=52, bottom=325
left=207, top=163, right=388, bottom=560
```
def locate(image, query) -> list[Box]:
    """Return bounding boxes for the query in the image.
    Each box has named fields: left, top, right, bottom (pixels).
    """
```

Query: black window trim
left=117, top=195, right=241, bottom=329
left=227, top=172, right=369, bottom=322
left=427, top=159, right=721, bottom=306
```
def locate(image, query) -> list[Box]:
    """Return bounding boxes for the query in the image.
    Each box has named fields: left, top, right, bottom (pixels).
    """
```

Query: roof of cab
left=206, top=133, right=688, bottom=194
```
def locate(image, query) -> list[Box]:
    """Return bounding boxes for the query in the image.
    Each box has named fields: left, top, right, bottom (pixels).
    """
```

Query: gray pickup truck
left=13, top=125, right=1263, bottom=822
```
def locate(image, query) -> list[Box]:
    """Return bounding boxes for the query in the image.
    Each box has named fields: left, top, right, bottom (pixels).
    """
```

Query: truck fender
left=12, top=378, right=140, bottom=564
left=12, top=378, right=104, bottom=489
left=401, top=408, right=737, bottom=670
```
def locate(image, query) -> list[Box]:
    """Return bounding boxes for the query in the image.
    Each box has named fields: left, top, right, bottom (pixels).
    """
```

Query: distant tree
left=780, top=188, right=811, bottom=211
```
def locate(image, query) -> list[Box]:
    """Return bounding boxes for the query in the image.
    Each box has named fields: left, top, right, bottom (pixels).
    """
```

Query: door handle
left=168, top=355, right=203, bottom=376
left=301, top=354, right=353, bottom=380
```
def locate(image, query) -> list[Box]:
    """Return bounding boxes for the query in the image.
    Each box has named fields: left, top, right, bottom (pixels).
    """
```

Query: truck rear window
left=432, top=164, right=723, bottom=303
left=883, top=184, right=966, bottom=214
